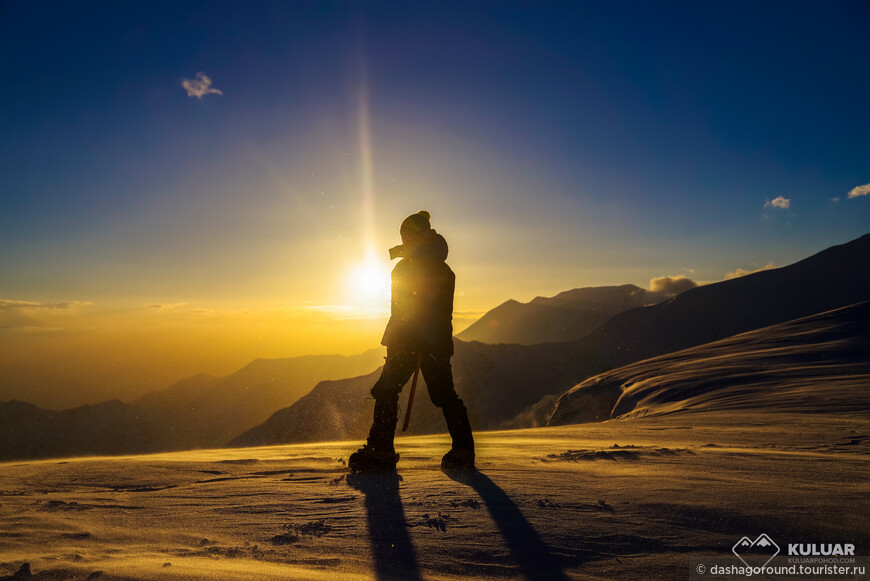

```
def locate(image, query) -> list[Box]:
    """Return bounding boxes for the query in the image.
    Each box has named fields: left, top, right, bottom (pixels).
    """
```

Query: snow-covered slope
left=549, top=300, right=870, bottom=425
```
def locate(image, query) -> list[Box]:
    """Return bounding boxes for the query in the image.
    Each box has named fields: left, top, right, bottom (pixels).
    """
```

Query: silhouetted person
left=349, top=211, right=475, bottom=471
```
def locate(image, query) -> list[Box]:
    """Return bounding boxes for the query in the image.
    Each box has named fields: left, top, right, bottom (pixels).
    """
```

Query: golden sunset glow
left=347, top=257, right=391, bottom=305
left=1, top=5, right=868, bottom=581
left=2, top=2, right=868, bottom=418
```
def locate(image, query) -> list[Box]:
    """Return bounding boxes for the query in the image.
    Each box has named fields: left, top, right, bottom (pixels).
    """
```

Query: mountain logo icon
left=732, top=534, right=780, bottom=568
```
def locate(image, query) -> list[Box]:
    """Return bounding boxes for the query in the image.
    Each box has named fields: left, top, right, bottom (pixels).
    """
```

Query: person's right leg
left=349, top=348, right=418, bottom=471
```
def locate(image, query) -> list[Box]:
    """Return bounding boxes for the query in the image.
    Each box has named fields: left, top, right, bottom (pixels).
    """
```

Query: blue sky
left=1, top=1, right=869, bottom=401
left=3, top=1, right=869, bottom=301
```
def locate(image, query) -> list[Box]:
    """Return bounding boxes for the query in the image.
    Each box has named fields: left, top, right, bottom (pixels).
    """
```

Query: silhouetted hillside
left=229, top=339, right=578, bottom=446
left=133, top=349, right=385, bottom=445
left=456, top=285, right=670, bottom=345
left=0, top=350, right=385, bottom=461
left=229, top=370, right=383, bottom=447
left=0, top=399, right=177, bottom=461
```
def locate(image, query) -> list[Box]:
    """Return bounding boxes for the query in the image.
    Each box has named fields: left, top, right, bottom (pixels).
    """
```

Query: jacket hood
left=415, top=230, right=448, bottom=262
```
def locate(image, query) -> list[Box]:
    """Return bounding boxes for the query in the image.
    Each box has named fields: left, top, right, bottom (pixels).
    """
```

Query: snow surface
left=2, top=412, right=867, bottom=580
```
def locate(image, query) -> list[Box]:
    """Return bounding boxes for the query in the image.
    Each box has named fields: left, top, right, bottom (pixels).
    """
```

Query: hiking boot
left=441, top=447, right=475, bottom=470
left=348, top=444, right=400, bottom=472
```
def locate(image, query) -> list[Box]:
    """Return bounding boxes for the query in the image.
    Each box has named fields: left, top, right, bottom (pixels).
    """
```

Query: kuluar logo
left=732, top=534, right=780, bottom=568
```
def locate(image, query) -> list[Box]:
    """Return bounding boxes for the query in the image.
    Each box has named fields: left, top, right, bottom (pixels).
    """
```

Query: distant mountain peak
left=457, top=283, right=670, bottom=345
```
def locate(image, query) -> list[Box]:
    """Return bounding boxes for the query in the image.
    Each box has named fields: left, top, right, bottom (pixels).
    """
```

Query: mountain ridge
left=456, top=284, right=673, bottom=345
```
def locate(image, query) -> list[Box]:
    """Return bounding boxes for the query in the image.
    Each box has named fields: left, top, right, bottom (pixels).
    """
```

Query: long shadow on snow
left=444, top=467, right=570, bottom=581
left=347, top=470, right=422, bottom=581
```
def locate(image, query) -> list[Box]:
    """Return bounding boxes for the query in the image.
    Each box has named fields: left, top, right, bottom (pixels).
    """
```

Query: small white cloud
left=182, top=72, right=223, bottom=99
left=847, top=183, right=870, bottom=199
left=724, top=262, right=776, bottom=280
left=649, top=275, right=697, bottom=295
left=764, top=196, right=791, bottom=209
left=832, top=197, right=840, bottom=202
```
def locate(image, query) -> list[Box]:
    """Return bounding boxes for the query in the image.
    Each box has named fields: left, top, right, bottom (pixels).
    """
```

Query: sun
left=347, top=259, right=391, bottom=305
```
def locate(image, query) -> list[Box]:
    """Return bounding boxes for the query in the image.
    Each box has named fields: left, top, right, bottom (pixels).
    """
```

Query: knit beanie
left=400, top=210, right=431, bottom=234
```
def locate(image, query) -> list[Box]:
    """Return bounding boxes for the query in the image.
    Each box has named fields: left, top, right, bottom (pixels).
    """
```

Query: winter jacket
left=380, top=231, right=455, bottom=356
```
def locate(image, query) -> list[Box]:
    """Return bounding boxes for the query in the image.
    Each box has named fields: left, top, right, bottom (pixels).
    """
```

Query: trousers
left=367, top=347, right=474, bottom=452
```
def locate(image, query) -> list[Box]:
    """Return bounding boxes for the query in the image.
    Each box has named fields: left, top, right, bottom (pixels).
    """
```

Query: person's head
left=399, top=210, right=431, bottom=252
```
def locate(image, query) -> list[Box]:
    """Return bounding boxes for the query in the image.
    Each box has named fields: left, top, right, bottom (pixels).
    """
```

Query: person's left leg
left=421, top=353, right=474, bottom=467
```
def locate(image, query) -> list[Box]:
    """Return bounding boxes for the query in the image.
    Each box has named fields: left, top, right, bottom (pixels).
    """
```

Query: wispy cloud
left=300, top=305, right=390, bottom=320
left=181, top=72, right=223, bottom=99
left=764, top=196, right=791, bottom=209
left=143, top=303, right=215, bottom=318
left=724, top=262, right=776, bottom=280
left=0, top=299, right=91, bottom=330
left=146, top=302, right=188, bottom=311
left=0, top=299, right=90, bottom=310
left=649, top=275, right=697, bottom=295
left=454, top=309, right=489, bottom=320
left=847, top=183, right=870, bottom=199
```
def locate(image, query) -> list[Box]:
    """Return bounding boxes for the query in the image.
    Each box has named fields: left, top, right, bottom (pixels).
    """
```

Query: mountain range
left=3, top=232, right=869, bottom=460
left=231, top=232, right=870, bottom=447
left=0, top=350, right=384, bottom=461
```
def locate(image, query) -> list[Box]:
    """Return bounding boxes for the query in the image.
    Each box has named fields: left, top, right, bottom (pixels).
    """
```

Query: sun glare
left=347, top=259, right=391, bottom=305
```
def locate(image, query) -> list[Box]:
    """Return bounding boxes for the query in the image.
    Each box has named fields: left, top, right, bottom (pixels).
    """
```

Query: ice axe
left=401, top=353, right=423, bottom=432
